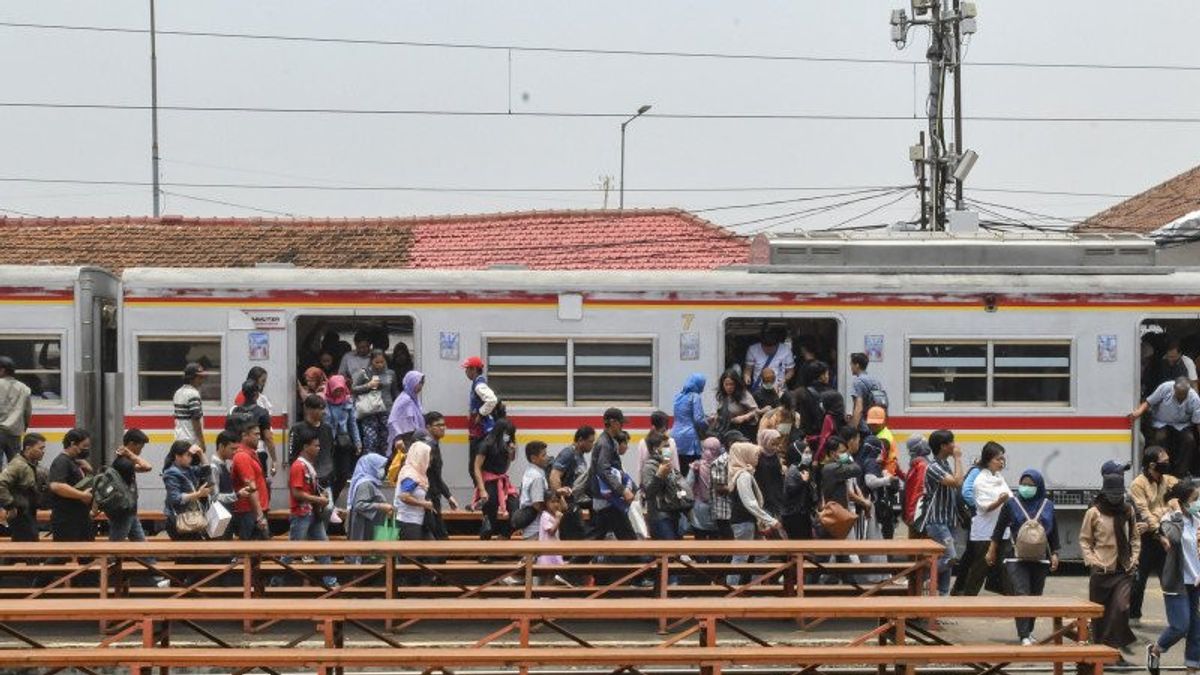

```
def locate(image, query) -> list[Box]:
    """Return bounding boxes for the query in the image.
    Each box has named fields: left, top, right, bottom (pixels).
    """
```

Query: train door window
left=0, top=335, right=63, bottom=405
left=295, top=314, right=416, bottom=384
left=137, top=337, right=222, bottom=405
left=1140, top=319, right=1200, bottom=398
left=909, top=341, right=988, bottom=406
left=722, top=318, right=840, bottom=388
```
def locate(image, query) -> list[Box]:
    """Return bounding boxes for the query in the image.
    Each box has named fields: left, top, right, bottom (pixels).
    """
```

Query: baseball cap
left=866, top=406, right=887, bottom=425
left=905, top=434, right=931, bottom=457
left=460, top=356, right=485, bottom=369
left=1101, top=460, right=1131, bottom=476
left=183, top=362, right=205, bottom=379
left=602, top=407, right=626, bottom=424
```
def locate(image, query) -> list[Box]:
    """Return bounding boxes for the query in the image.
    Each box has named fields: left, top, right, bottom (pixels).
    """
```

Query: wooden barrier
left=0, top=596, right=1108, bottom=675
left=0, top=539, right=941, bottom=633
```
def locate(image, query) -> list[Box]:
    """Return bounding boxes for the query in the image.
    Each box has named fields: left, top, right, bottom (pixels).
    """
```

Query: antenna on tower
left=890, top=0, right=978, bottom=231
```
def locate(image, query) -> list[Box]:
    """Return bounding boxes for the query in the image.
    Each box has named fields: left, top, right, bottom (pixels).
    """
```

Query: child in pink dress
left=537, top=493, right=566, bottom=574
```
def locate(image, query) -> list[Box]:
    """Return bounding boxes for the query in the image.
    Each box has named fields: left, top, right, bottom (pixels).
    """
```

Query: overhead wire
left=3, top=20, right=1200, bottom=72
left=159, top=190, right=300, bottom=217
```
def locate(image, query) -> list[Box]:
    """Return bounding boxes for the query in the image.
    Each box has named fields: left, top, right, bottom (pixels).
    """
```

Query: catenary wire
left=3, top=20, right=1200, bottom=72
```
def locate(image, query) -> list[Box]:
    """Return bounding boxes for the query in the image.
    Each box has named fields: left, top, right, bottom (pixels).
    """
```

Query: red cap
left=461, top=356, right=485, bottom=369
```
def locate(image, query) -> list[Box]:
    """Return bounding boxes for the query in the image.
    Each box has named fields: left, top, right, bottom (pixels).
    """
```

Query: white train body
left=3, top=259, right=1189, bottom=557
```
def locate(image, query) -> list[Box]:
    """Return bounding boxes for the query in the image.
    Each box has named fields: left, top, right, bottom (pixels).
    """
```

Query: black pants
left=51, top=519, right=95, bottom=543
left=331, top=449, right=355, bottom=503
left=1006, top=559, right=1050, bottom=640
left=468, top=436, right=483, bottom=485
left=560, top=506, right=588, bottom=541
left=679, top=455, right=697, bottom=478
left=8, top=510, right=37, bottom=542
left=782, top=512, right=812, bottom=540
left=591, top=506, right=636, bottom=541
left=0, top=431, right=19, bottom=463
left=480, top=480, right=517, bottom=540
left=1155, top=426, right=1199, bottom=478
left=1131, top=532, right=1167, bottom=619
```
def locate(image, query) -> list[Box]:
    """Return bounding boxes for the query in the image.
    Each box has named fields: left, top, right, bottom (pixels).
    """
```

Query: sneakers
left=500, top=575, right=521, bottom=586
left=552, top=575, right=574, bottom=588
left=1021, top=637, right=1035, bottom=647
left=1146, top=643, right=1161, bottom=675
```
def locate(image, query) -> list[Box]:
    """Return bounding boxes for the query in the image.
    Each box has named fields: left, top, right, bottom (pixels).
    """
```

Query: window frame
left=482, top=333, right=657, bottom=408
left=0, top=331, right=68, bottom=410
left=132, top=332, right=226, bottom=410
left=905, top=336, right=1075, bottom=410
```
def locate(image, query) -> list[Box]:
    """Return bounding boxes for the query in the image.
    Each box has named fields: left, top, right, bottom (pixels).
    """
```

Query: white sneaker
left=500, top=575, right=521, bottom=586
left=155, top=577, right=170, bottom=588
left=552, top=575, right=574, bottom=588
left=1021, top=637, right=1035, bottom=647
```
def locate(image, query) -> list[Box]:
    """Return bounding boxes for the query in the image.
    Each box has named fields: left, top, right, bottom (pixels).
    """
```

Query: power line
left=10, top=100, right=1200, bottom=124
left=3, top=20, right=1200, bottom=73
left=690, top=186, right=913, bottom=213
left=159, top=190, right=299, bottom=217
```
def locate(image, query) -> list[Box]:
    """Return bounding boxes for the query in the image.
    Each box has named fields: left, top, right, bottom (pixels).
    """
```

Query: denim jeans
left=288, top=513, right=335, bottom=586
left=108, top=511, right=146, bottom=542
left=1158, top=585, right=1200, bottom=668
left=727, top=521, right=756, bottom=586
left=923, top=521, right=957, bottom=596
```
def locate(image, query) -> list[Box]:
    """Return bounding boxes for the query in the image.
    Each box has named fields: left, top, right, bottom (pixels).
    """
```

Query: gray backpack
left=1013, top=499, right=1048, bottom=561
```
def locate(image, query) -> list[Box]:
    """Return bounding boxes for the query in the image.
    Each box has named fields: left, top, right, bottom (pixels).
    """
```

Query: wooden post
left=99, top=555, right=110, bottom=633
left=519, top=617, right=531, bottom=675
left=926, top=553, right=938, bottom=596
left=384, top=554, right=395, bottom=631
left=158, top=619, right=170, bottom=675
left=700, top=615, right=718, bottom=675
left=1076, top=617, right=1090, bottom=643
left=894, top=618, right=909, bottom=675
left=523, top=555, right=534, bottom=598
left=658, top=555, right=670, bottom=634
left=1052, top=617, right=1064, bottom=675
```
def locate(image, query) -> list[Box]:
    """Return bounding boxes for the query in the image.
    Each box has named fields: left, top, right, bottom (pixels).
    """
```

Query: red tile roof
left=0, top=209, right=747, bottom=271
left=1079, top=164, right=1200, bottom=234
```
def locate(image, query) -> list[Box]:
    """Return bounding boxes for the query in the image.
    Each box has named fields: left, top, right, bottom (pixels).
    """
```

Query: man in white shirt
left=1130, top=376, right=1200, bottom=477
left=743, top=329, right=795, bottom=393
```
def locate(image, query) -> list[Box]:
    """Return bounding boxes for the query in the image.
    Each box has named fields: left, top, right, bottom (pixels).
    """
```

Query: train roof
left=119, top=265, right=1200, bottom=296
left=0, top=265, right=117, bottom=286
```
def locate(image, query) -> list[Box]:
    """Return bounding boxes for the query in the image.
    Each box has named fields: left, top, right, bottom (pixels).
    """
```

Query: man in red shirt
left=230, top=417, right=269, bottom=540
left=287, top=427, right=335, bottom=586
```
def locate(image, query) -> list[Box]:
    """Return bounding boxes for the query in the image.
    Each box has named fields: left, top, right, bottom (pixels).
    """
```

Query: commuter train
left=1, top=232, right=1189, bottom=557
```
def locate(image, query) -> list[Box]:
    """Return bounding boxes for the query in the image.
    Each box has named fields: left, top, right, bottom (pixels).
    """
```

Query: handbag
left=175, top=500, right=208, bottom=535
left=509, top=504, right=538, bottom=531
left=354, top=370, right=388, bottom=419
left=818, top=501, right=857, bottom=540
left=373, top=520, right=399, bottom=541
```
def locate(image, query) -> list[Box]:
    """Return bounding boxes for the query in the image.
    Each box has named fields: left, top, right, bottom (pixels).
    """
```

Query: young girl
left=537, top=493, right=568, bottom=585
left=1147, top=480, right=1200, bottom=675
left=987, top=469, right=1060, bottom=646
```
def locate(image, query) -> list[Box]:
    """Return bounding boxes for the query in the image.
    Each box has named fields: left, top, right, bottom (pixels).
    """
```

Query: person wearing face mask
left=1146, top=480, right=1200, bottom=675
left=985, top=469, right=1060, bottom=646
left=1130, top=446, right=1180, bottom=625
left=1080, top=463, right=1141, bottom=658
left=47, top=427, right=96, bottom=542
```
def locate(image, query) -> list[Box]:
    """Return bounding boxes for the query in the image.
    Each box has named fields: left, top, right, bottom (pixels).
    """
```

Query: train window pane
left=992, top=342, right=1071, bottom=405
left=137, top=337, right=222, bottom=405
left=909, top=342, right=987, bottom=405
left=574, top=342, right=653, bottom=404
left=487, top=341, right=567, bottom=405
left=0, top=335, right=63, bottom=405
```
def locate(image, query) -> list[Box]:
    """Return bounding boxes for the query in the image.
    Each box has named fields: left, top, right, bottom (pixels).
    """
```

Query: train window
left=908, top=339, right=1071, bottom=407
left=909, top=341, right=988, bottom=405
left=573, top=342, right=653, bottom=405
left=0, top=335, right=63, bottom=405
left=992, top=342, right=1071, bottom=405
left=485, top=338, right=654, bottom=406
left=487, top=340, right=568, bottom=404
left=137, top=337, right=222, bottom=405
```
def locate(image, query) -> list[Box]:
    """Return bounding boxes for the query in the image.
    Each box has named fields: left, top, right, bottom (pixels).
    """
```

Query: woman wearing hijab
left=325, top=375, right=363, bottom=500
left=683, top=437, right=722, bottom=542
left=347, top=453, right=393, bottom=544
left=754, top=429, right=786, bottom=521
left=353, top=350, right=398, bottom=456
left=814, top=390, right=847, bottom=464
left=986, top=469, right=1060, bottom=645
left=296, top=367, right=327, bottom=413
left=387, top=370, right=426, bottom=452
left=1080, top=469, right=1141, bottom=656
left=670, top=374, right=708, bottom=477
left=394, top=441, right=434, bottom=541
left=726, top=441, right=780, bottom=585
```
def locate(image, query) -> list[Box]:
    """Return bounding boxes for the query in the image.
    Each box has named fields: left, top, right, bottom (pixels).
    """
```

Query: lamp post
left=619, top=104, right=652, bottom=210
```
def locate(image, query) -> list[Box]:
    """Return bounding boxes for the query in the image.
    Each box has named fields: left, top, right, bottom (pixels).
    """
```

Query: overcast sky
left=1, top=1, right=1198, bottom=234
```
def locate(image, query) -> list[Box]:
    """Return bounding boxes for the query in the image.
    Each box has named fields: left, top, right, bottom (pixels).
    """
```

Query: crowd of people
left=4, top=328, right=1200, bottom=668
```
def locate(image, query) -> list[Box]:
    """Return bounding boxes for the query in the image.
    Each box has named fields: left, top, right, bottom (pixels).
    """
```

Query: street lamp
left=619, top=104, right=652, bottom=210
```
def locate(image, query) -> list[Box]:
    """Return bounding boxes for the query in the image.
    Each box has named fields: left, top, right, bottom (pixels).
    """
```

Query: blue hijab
left=1008, top=469, right=1055, bottom=532
left=347, top=453, right=388, bottom=506
left=673, top=373, right=707, bottom=410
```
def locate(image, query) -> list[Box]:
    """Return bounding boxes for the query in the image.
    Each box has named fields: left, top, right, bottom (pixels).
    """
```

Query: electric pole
left=150, top=0, right=161, bottom=218
left=891, top=1, right=978, bottom=230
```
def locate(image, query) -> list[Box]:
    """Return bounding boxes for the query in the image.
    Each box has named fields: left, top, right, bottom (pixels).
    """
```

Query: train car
left=112, top=232, right=1195, bottom=555
left=0, top=265, right=119, bottom=463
